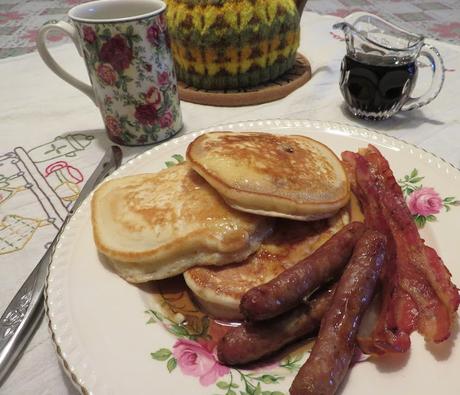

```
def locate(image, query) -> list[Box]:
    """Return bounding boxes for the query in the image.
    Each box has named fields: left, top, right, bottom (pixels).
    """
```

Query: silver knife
left=0, top=145, right=123, bottom=385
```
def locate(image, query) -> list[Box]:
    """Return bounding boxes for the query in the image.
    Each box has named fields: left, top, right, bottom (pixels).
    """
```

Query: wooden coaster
left=178, top=53, right=312, bottom=107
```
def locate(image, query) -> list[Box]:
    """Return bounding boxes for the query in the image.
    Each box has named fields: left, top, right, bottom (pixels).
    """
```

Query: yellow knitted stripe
left=167, top=0, right=298, bottom=35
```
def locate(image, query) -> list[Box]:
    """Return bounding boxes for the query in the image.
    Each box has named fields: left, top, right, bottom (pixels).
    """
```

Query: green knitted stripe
left=173, top=30, right=298, bottom=63
left=177, top=52, right=297, bottom=90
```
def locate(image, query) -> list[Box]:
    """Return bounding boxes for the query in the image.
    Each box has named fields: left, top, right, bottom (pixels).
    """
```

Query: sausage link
left=240, top=222, right=366, bottom=321
left=290, top=230, right=386, bottom=395
left=217, top=286, right=335, bottom=365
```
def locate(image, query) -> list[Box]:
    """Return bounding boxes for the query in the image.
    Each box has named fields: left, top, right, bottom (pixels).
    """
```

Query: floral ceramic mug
left=37, top=0, right=183, bottom=146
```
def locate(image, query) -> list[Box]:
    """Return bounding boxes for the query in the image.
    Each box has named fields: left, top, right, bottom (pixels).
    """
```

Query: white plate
left=46, top=119, right=460, bottom=395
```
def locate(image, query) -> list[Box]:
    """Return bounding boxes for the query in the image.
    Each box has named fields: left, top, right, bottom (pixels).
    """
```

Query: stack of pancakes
left=92, top=132, right=351, bottom=319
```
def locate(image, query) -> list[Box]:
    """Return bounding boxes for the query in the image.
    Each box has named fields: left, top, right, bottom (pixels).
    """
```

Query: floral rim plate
left=45, top=119, right=460, bottom=395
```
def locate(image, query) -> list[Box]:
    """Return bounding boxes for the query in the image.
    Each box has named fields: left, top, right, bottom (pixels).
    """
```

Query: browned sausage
left=217, top=286, right=335, bottom=366
left=290, top=230, right=386, bottom=395
left=240, top=222, right=366, bottom=321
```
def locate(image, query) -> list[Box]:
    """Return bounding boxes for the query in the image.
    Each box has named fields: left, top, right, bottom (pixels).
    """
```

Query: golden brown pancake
left=184, top=209, right=349, bottom=319
left=186, top=132, right=350, bottom=220
left=92, top=162, right=273, bottom=282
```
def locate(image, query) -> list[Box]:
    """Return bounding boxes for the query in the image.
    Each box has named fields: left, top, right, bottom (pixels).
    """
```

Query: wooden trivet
left=178, top=53, right=312, bottom=107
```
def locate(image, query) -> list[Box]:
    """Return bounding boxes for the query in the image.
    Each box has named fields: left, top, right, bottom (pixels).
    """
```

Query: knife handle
left=0, top=246, right=51, bottom=384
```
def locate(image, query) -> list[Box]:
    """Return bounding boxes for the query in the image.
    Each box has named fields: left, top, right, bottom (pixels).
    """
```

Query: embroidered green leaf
left=167, top=357, right=177, bottom=372
left=254, top=383, right=262, bottom=395
left=426, top=215, right=436, bottom=222
left=151, top=348, right=171, bottom=361
left=410, top=169, right=418, bottom=178
left=227, top=390, right=237, bottom=395
left=443, top=196, right=456, bottom=203
left=165, top=161, right=176, bottom=168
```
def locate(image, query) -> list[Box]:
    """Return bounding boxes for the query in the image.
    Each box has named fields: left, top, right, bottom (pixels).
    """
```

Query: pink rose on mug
left=147, top=24, right=160, bottom=45
left=99, top=34, right=133, bottom=72
left=146, top=86, right=163, bottom=108
left=172, top=339, right=229, bottom=386
left=83, top=26, right=96, bottom=43
left=135, top=103, right=158, bottom=125
left=407, top=187, right=443, bottom=216
left=158, top=71, right=170, bottom=87
left=159, top=111, right=173, bottom=128
left=97, top=63, right=117, bottom=86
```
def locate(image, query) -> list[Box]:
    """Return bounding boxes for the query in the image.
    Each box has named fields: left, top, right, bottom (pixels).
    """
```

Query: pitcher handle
left=401, top=44, right=445, bottom=111
left=37, top=21, right=97, bottom=105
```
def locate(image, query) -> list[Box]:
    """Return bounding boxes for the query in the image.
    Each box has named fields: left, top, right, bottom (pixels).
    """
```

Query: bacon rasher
left=341, top=145, right=459, bottom=354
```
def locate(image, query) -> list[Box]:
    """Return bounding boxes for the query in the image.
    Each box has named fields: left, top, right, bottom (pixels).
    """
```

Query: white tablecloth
left=1, top=11, right=460, bottom=395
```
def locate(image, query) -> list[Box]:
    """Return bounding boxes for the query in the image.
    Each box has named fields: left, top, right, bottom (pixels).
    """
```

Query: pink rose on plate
left=99, top=34, right=133, bottom=72
left=97, top=63, right=117, bottom=85
left=173, top=339, right=229, bottom=386
left=83, top=26, right=96, bottom=43
left=159, top=111, right=173, bottom=128
left=158, top=71, right=170, bottom=87
left=407, top=187, right=443, bottom=216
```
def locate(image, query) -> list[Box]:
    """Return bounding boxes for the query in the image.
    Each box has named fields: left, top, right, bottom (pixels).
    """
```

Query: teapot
left=334, top=12, right=445, bottom=120
left=166, top=0, right=308, bottom=90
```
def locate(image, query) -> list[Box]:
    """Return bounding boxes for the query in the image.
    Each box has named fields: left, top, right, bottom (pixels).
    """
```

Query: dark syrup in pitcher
left=340, top=55, right=417, bottom=118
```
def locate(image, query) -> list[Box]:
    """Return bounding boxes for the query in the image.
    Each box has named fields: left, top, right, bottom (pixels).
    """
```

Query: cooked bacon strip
left=342, top=145, right=460, bottom=352
left=342, top=151, right=412, bottom=354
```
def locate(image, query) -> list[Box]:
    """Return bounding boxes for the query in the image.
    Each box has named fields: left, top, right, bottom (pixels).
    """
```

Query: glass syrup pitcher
left=333, top=12, right=445, bottom=120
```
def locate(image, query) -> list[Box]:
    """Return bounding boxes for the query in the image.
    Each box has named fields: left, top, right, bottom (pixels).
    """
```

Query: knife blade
left=0, top=145, right=123, bottom=385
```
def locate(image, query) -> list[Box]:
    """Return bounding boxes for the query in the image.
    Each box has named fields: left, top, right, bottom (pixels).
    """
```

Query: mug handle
left=37, top=21, right=97, bottom=105
left=401, top=44, right=445, bottom=111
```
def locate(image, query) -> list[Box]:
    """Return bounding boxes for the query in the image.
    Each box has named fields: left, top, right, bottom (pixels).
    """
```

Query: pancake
left=92, top=162, right=273, bottom=282
left=186, top=132, right=350, bottom=221
left=184, top=208, right=350, bottom=319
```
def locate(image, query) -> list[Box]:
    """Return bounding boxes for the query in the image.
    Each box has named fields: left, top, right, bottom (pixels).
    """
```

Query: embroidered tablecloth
left=1, top=11, right=460, bottom=395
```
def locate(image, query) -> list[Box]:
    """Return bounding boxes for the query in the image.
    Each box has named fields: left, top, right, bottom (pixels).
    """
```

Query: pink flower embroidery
left=22, top=28, right=64, bottom=43
left=99, top=34, right=133, bottom=72
left=158, top=71, right=170, bottom=87
left=0, top=11, right=24, bottom=24
left=105, top=115, right=122, bottom=138
left=172, top=340, right=229, bottom=386
left=430, top=22, right=460, bottom=39
left=159, top=111, right=173, bottom=128
left=146, top=86, right=163, bottom=108
left=97, top=63, right=118, bottom=85
left=83, top=26, right=96, bottom=43
left=407, top=187, right=443, bottom=216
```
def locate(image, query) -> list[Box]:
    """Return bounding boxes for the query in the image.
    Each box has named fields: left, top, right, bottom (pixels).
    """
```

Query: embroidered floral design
left=399, top=169, right=459, bottom=228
